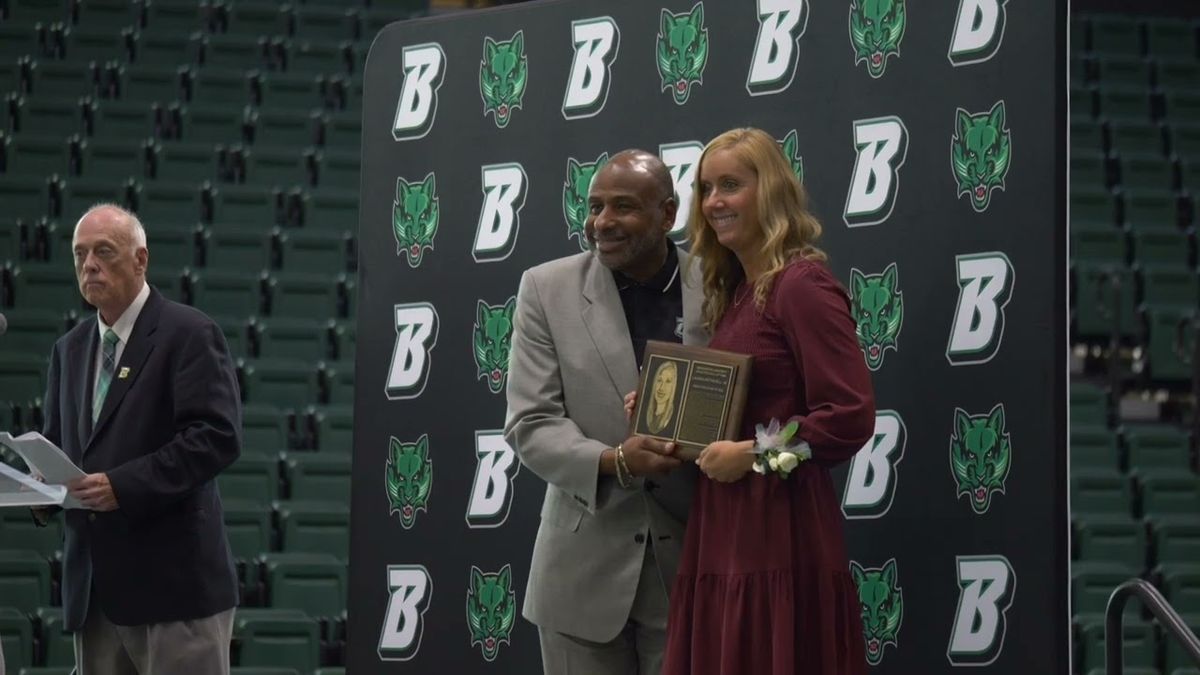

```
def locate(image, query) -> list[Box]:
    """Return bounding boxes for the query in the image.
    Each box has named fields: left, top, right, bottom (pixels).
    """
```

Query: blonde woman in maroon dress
left=661, top=127, right=876, bottom=675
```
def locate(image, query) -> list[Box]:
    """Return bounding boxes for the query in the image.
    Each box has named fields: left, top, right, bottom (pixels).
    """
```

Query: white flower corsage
left=751, top=418, right=812, bottom=478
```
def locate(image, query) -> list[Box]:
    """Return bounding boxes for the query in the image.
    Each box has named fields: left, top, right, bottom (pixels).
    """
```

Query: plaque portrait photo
left=639, top=356, right=691, bottom=438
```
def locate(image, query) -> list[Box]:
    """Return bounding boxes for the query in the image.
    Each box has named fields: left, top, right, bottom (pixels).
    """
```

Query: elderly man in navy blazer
left=37, top=203, right=242, bottom=674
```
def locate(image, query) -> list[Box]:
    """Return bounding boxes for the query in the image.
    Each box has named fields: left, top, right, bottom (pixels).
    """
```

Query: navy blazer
left=42, top=287, right=242, bottom=631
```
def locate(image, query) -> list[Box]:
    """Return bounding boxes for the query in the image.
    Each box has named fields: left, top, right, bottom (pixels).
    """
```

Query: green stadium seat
left=221, top=498, right=273, bottom=561
left=33, top=218, right=72, bottom=264
left=0, top=219, right=22, bottom=262
left=1140, top=267, right=1197, bottom=308
left=128, top=179, right=204, bottom=224
left=293, top=8, right=358, bottom=43
left=167, top=103, right=250, bottom=146
left=306, top=149, right=356, bottom=190
left=360, top=9, right=410, bottom=45
left=1166, top=620, right=1200, bottom=673
left=1110, top=122, right=1165, bottom=157
left=107, top=64, right=187, bottom=103
left=214, top=313, right=249, bottom=358
left=326, top=73, right=360, bottom=113
left=261, top=552, right=346, bottom=618
left=1150, top=516, right=1200, bottom=567
left=1074, top=560, right=1141, bottom=618
left=1131, top=229, right=1190, bottom=269
left=277, top=229, right=348, bottom=272
left=229, top=669, right=300, bottom=675
left=6, top=96, right=84, bottom=138
left=17, top=667, right=75, bottom=675
left=1090, top=15, right=1142, bottom=56
left=255, top=72, right=325, bottom=111
left=325, top=319, right=353, bottom=362
left=1076, top=616, right=1156, bottom=674
left=0, top=132, right=70, bottom=178
left=59, top=177, right=127, bottom=222
left=1142, top=305, right=1196, bottom=381
left=146, top=266, right=185, bottom=302
left=209, top=183, right=282, bottom=227
left=1071, top=382, right=1110, bottom=427
left=316, top=110, right=359, bottom=151
left=189, top=268, right=265, bottom=316
left=219, top=2, right=291, bottom=37
left=1099, top=86, right=1153, bottom=123
left=282, top=38, right=355, bottom=76
left=69, top=0, right=141, bottom=31
left=80, top=98, right=159, bottom=139
left=1125, top=190, right=1183, bottom=230
left=34, top=606, right=75, bottom=667
left=20, top=59, right=101, bottom=99
left=252, top=317, right=324, bottom=361
left=1145, top=19, right=1197, bottom=59
left=0, top=177, right=53, bottom=221
left=144, top=222, right=199, bottom=269
left=1159, top=60, right=1200, bottom=96
left=1178, top=159, right=1200, bottom=192
left=320, top=360, right=352, bottom=406
left=0, top=606, right=33, bottom=673
left=0, top=550, right=52, bottom=614
left=188, top=69, right=255, bottom=107
left=1120, top=155, right=1177, bottom=192
left=1095, top=56, right=1153, bottom=88
left=238, top=358, right=317, bottom=408
left=1072, top=187, right=1118, bottom=228
left=246, top=109, right=320, bottom=148
left=266, top=271, right=336, bottom=318
left=239, top=146, right=307, bottom=189
left=141, top=0, right=214, bottom=35
left=243, top=403, right=290, bottom=452
left=1070, top=56, right=1088, bottom=88
left=284, top=452, right=350, bottom=502
left=75, top=137, right=150, bottom=180
left=275, top=499, right=349, bottom=558
left=1124, top=425, right=1191, bottom=473
left=1137, top=470, right=1200, bottom=518
left=1074, top=262, right=1136, bottom=338
left=219, top=450, right=279, bottom=504
left=7, top=261, right=85, bottom=312
left=147, top=141, right=228, bottom=183
left=1073, top=151, right=1109, bottom=190
left=1160, top=563, right=1200, bottom=620
left=232, top=608, right=319, bottom=673
left=0, top=507, right=62, bottom=559
left=307, top=405, right=351, bottom=453
left=0, top=309, right=66, bottom=356
left=0, top=24, right=50, bottom=62
left=0, top=352, right=46, bottom=404
left=1166, top=91, right=1200, bottom=123
left=58, top=25, right=134, bottom=64
left=1071, top=425, right=1119, bottom=472
left=1072, top=467, right=1134, bottom=517
left=202, top=225, right=271, bottom=271
left=290, top=187, right=356, bottom=231
left=195, top=34, right=272, bottom=71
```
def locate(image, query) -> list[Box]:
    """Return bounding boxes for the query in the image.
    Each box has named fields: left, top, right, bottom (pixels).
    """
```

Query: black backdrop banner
left=350, top=0, right=1067, bottom=671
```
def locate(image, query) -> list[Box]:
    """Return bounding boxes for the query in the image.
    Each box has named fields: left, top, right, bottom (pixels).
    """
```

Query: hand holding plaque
left=629, top=340, right=753, bottom=461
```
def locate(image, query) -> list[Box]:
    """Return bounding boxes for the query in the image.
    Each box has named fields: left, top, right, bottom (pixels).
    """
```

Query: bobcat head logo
left=562, top=153, right=609, bottom=251
left=480, top=31, right=528, bottom=128
left=952, top=100, right=1013, bottom=212
left=777, top=129, right=805, bottom=184
left=385, top=434, right=432, bottom=529
left=849, top=263, right=904, bottom=371
left=851, top=559, right=903, bottom=665
left=850, top=0, right=906, bottom=78
left=473, top=297, right=516, bottom=394
left=656, top=2, right=709, bottom=105
left=392, top=173, right=439, bottom=268
left=950, top=404, right=1012, bottom=514
left=466, top=564, right=516, bottom=661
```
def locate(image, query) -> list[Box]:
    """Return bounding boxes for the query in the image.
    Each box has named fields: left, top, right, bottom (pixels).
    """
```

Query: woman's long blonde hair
left=687, top=127, right=827, bottom=331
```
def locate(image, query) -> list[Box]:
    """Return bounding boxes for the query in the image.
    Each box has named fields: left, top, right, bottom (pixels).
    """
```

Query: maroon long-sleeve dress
left=662, top=259, right=876, bottom=675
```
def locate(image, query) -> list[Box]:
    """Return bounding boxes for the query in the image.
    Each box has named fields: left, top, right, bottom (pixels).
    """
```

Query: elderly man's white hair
left=74, top=203, right=148, bottom=249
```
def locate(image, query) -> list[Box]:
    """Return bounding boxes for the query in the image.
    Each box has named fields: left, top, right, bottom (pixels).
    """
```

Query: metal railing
left=1105, top=578, right=1200, bottom=674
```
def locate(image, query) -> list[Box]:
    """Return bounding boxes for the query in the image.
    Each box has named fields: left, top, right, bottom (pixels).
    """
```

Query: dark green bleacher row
left=0, top=0, right=429, bottom=672
left=1071, top=12, right=1200, bottom=675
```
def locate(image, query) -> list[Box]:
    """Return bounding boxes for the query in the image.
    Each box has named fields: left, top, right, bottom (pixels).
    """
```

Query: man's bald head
left=74, top=204, right=147, bottom=252
left=603, top=149, right=675, bottom=203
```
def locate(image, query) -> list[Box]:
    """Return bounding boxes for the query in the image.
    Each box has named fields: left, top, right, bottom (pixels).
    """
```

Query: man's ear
left=662, top=197, right=679, bottom=233
left=136, top=247, right=149, bottom=275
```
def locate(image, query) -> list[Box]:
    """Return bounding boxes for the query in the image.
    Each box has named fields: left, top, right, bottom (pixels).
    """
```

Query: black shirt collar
left=613, top=240, right=679, bottom=293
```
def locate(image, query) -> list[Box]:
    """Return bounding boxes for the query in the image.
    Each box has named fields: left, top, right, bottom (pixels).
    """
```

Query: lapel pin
left=118, top=367, right=131, bottom=379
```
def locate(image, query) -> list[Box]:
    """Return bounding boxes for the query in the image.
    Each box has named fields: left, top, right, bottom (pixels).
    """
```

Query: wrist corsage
left=751, top=418, right=812, bottom=478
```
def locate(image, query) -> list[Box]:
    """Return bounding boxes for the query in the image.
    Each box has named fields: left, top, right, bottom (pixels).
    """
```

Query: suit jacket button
left=634, top=533, right=645, bottom=544
left=88, top=513, right=96, bottom=522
